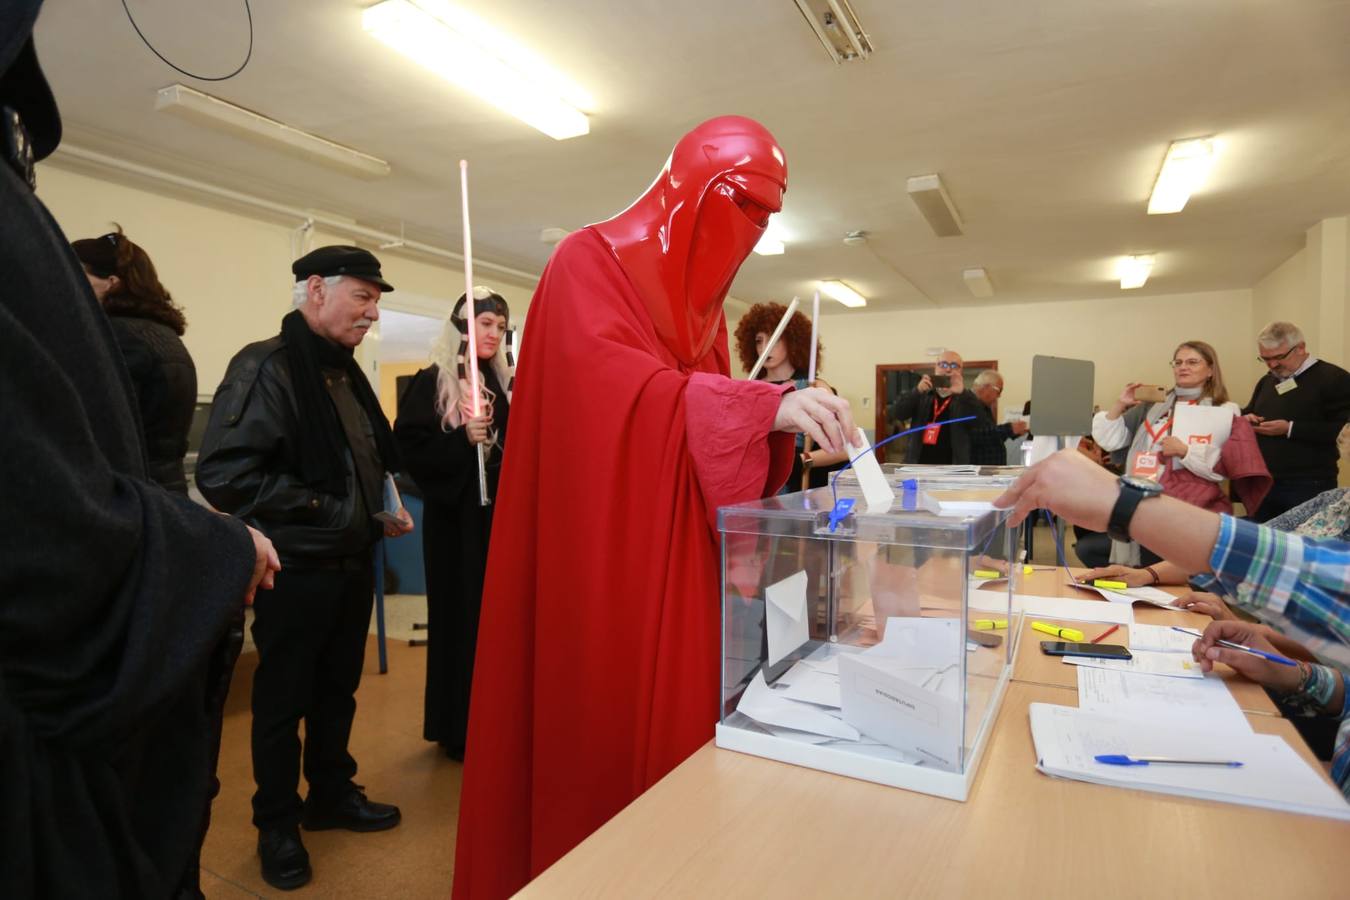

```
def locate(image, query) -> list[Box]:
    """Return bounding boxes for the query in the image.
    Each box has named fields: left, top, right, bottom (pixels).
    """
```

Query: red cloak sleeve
left=1160, top=415, right=1272, bottom=514
left=452, top=229, right=793, bottom=899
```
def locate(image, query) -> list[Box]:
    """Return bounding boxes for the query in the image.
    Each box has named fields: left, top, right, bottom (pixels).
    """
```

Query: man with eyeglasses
left=1242, top=321, right=1350, bottom=522
left=892, top=349, right=981, bottom=465
left=969, top=369, right=1029, bottom=465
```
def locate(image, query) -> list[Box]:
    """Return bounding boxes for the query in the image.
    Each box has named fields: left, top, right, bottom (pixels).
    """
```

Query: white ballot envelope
left=372, top=472, right=405, bottom=526
left=846, top=426, right=895, bottom=511
left=839, top=652, right=963, bottom=772
left=765, top=570, right=810, bottom=668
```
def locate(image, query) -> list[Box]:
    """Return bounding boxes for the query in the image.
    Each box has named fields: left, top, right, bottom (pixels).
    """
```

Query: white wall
left=733, top=289, right=1257, bottom=427
left=35, top=164, right=538, bottom=394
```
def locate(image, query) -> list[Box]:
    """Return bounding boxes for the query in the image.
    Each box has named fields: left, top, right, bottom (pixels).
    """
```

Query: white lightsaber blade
left=459, top=159, right=490, bottom=506
left=747, top=297, right=799, bottom=381
left=806, top=290, right=820, bottom=384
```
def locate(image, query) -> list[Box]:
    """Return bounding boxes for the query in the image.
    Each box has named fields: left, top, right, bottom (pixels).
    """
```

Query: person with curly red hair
left=734, top=302, right=849, bottom=489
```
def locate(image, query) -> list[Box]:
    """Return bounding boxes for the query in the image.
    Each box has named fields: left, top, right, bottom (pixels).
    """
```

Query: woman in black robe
left=395, top=290, right=513, bottom=760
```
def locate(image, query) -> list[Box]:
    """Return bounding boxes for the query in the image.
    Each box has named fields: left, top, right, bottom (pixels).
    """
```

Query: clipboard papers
left=1030, top=703, right=1350, bottom=821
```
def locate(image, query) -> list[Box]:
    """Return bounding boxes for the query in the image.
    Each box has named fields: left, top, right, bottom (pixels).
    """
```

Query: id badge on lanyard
left=923, top=396, right=953, bottom=445
left=1131, top=451, right=1162, bottom=481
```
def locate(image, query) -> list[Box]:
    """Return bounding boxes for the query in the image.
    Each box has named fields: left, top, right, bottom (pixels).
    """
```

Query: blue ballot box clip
left=828, top=498, right=855, bottom=532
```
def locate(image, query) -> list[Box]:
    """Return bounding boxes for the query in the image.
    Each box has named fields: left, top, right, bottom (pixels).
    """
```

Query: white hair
left=1257, top=321, right=1305, bottom=350
left=973, top=370, right=1003, bottom=388
left=291, top=274, right=344, bottom=308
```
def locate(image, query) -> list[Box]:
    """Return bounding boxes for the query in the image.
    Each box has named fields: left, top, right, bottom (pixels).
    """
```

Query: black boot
left=302, top=784, right=401, bottom=833
left=258, top=825, right=312, bottom=891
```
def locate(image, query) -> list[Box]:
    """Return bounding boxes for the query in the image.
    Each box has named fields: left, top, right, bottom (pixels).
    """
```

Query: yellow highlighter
left=1023, top=565, right=1034, bottom=575
left=973, top=569, right=1002, bottom=579
left=973, top=619, right=1008, bottom=630
left=1031, top=621, right=1085, bottom=642
left=1093, top=579, right=1129, bottom=590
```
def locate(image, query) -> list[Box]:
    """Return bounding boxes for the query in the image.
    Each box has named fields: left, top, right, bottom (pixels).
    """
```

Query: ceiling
left=33, top=0, right=1350, bottom=312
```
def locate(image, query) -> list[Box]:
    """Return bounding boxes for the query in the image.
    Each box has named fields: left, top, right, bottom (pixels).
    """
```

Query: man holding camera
left=891, top=349, right=981, bottom=465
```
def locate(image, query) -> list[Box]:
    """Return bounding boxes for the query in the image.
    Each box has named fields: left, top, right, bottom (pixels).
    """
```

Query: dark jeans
left=250, top=558, right=374, bottom=830
left=1252, top=477, right=1337, bottom=523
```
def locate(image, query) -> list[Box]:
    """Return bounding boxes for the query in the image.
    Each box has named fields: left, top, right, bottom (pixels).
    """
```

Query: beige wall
left=730, top=289, right=1256, bottom=430
left=35, top=163, right=538, bottom=395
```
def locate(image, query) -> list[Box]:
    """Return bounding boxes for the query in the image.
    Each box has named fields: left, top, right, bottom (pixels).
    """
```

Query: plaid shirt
left=1207, top=515, right=1350, bottom=797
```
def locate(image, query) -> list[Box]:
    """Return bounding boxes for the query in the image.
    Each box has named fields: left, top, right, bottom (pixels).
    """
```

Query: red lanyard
left=930, top=395, right=954, bottom=423
left=1141, top=399, right=1198, bottom=446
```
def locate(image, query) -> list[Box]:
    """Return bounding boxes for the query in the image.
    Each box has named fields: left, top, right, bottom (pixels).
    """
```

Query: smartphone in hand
left=1133, top=384, right=1167, bottom=403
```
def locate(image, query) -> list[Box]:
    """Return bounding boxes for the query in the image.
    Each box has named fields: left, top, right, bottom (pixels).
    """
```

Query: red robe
left=452, top=229, right=794, bottom=898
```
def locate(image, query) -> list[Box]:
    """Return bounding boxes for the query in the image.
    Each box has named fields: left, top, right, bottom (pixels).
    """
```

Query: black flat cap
left=292, top=245, right=394, bottom=293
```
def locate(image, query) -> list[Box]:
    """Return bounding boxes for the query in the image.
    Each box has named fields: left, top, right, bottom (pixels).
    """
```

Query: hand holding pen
left=1184, top=621, right=1305, bottom=694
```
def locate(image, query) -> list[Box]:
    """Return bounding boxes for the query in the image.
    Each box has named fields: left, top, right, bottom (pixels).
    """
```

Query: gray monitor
left=1029, top=355, right=1095, bottom=436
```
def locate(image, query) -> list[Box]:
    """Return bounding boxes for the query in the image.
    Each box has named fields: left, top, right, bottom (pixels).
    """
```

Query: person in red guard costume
left=452, top=116, right=855, bottom=898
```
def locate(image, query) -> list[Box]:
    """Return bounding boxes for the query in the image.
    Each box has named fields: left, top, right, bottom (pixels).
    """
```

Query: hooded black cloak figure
left=0, top=3, right=256, bottom=895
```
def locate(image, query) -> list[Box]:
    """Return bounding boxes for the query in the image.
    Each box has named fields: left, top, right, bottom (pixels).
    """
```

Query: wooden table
left=998, top=569, right=1280, bottom=713
left=522, top=684, right=1346, bottom=899
left=520, top=567, right=1346, bottom=897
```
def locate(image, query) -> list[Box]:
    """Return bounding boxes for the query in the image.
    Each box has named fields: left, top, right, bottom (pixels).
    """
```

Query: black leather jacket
left=108, top=314, right=196, bottom=493
left=196, top=336, right=380, bottom=563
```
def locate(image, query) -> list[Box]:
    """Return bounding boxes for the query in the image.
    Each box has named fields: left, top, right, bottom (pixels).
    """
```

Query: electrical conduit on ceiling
left=47, top=144, right=541, bottom=284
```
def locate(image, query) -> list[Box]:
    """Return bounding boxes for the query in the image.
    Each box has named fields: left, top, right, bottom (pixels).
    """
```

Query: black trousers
left=250, top=557, right=374, bottom=830
left=1252, top=477, right=1337, bottom=523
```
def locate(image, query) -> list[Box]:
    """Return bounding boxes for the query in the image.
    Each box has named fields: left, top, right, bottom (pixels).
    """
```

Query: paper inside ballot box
left=838, top=620, right=963, bottom=772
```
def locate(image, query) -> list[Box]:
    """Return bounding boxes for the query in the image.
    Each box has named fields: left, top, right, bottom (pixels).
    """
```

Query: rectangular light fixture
left=363, top=0, right=591, bottom=140
left=818, top=279, right=867, bottom=308
left=154, top=84, right=391, bottom=177
left=752, top=221, right=787, bottom=256
left=1148, top=137, right=1217, bottom=214
left=792, top=0, right=874, bottom=64
left=962, top=267, right=994, bottom=298
left=906, top=173, right=964, bottom=237
left=1119, top=255, right=1155, bottom=290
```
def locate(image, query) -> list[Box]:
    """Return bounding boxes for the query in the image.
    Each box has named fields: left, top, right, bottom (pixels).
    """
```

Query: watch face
left=1119, top=475, right=1164, bottom=495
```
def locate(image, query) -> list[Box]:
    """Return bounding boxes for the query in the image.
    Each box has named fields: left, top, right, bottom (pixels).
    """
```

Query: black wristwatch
left=1107, top=475, right=1164, bottom=543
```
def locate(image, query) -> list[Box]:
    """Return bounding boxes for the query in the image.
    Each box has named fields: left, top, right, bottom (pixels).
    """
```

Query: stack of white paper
left=1075, top=666, right=1250, bottom=734
left=1063, top=649, right=1202, bottom=679
left=1130, top=623, right=1198, bottom=653
left=1072, top=581, right=1182, bottom=610
left=1030, top=703, right=1350, bottom=820
left=970, top=592, right=1135, bottom=626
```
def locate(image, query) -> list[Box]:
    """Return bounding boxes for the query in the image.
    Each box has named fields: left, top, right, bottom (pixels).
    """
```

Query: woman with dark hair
left=394, top=287, right=513, bottom=760
left=733, top=302, right=847, bottom=490
left=1091, top=339, right=1270, bottom=565
left=71, top=226, right=196, bottom=494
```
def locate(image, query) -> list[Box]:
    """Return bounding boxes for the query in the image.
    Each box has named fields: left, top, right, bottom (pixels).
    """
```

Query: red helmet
left=591, top=116, right=787, bottom=367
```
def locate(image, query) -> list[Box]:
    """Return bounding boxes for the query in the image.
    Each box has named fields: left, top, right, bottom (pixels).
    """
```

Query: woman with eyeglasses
left=71, top=226, right=196, bottom=494
left=1091, top=340, right=1270, bottom=565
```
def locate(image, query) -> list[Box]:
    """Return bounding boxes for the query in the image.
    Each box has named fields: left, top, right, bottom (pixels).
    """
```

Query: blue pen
left=1171, top=626, right=1298, bottom=667
left=1095, top=754, right=1243, bottom=768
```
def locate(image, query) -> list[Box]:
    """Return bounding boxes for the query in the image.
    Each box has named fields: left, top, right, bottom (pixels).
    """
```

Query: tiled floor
left=204, top=594, right=459, bottom=898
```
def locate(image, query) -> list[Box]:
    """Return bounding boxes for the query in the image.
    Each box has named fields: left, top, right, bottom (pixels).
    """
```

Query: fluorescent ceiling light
left=1148, top=137, right=1217, bottom=214
left=1118, top=255, right=1155, bottom=290
left=962, top=267, right=994, bottom=298
left=154, top=84, right=390, bottom=177
left=906, top=173, right=964, bottom=237
left=792, top=0, right=874, bottom=64
left=363, top=0, right=591, bottom=140
left=818, top=279, right=866, bottom=308
left=753, top=221, right=788, bottom=256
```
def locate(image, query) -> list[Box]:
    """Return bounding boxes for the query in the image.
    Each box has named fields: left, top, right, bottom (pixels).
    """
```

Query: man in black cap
left=1, top=2, right=277, bottom=897
left=197, top=246, right=413, bottom=890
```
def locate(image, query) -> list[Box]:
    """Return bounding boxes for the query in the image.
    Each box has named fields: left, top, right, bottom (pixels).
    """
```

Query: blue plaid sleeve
left=1208, top=515, right=1350, bottom=647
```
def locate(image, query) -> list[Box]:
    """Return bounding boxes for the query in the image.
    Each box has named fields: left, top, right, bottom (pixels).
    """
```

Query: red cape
left=1161, top=414, right=1272, bottom=514
left=452, top=229, right=793, bottom=898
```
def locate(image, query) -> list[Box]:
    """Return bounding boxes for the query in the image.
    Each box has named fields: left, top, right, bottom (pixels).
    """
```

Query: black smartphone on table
left=1040, top=641, right=1132, bottom=660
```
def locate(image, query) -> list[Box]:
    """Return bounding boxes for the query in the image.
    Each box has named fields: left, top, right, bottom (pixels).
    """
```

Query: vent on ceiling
left=793, top=0, right=873, bottom=64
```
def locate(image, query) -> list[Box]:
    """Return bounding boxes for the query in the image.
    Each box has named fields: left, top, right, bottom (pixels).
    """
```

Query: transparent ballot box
left=716, top=477, right=1019, bottom=801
